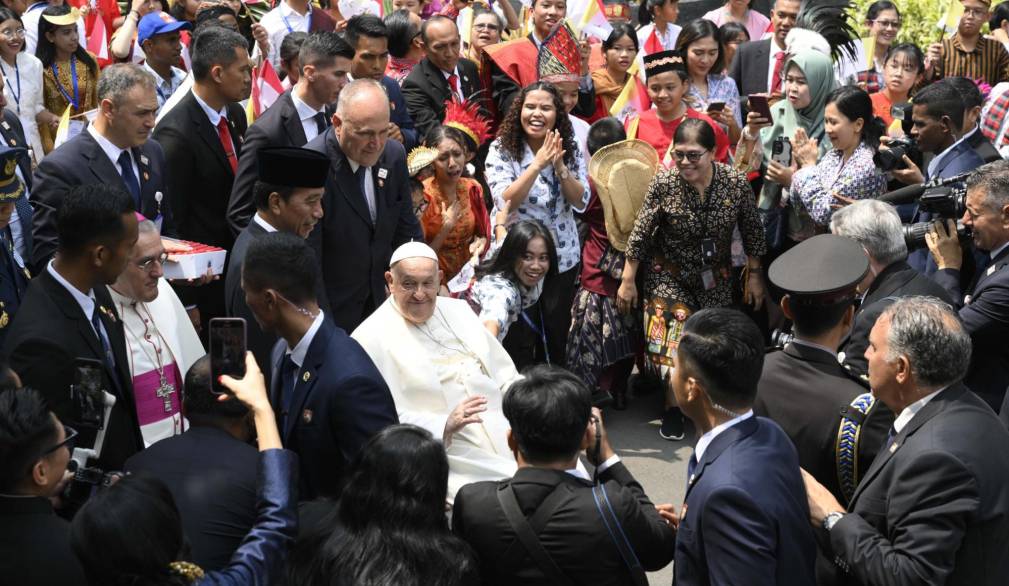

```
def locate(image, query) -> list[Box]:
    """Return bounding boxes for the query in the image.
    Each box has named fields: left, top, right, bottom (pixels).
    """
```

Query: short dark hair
left=420, top=14, right=455, bottom=45
left=944, top=77, right=984, bottom=111
left=57, top=185, right=135, bottom=255
left=676, top=18, right=724, bottom=74
left=252, top=181, right=296, bottom=211
left=587, top=117, right=626, bottom=156
left=345, top=13, right=388, bottom=48
left=300, top=30, right=355, bottom=68
left=882, top=42, right=924, bottom=74
left=602, top=23, right=639, bottom=53
left=280, top=31, right=309, bottom=67
left=674, top=117, right=717, bottom=151
left=242, top=232, right=318, bottom=304
left=191, top=24, right=247, bottom=81
left=865, top=0, right=900, bottom=21
left=194, top=3, right=236, bottom=29
left=502, top=365, right=592, bottom=463
left=677, top=308, right=765, bottom=410
left=992, top=1, right=1009, bottom=30
left=912, top=81, right=965, bottom=129
left=385, top=9, right=418, bottom=59
left=789, top=299, right=852, bottom=338
left=182, top=356, right=248, bottom=424
left=0, top=388, right=58, bottom=493
left=718, top=21, right=750, bottom=44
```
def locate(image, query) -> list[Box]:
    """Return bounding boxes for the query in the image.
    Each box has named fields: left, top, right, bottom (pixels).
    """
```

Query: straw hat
left=589, top=139, right=659, bottom=252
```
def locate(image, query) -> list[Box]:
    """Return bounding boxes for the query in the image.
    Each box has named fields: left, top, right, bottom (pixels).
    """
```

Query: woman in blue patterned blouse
left=485, top=82, right=590, bottom=368
left=788, top=86, right=887, bottom=240
left=677, top=18, right=742, bottom=143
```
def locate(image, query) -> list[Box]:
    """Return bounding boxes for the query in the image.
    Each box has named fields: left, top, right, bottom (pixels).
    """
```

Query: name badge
left=140, top=154, right=149, bottom=166
left=377, top=168, right=388, bottom=179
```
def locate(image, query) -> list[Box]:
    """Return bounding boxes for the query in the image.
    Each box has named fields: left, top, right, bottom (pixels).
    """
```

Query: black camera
left=770, top=328, right=794, bottom=349
left=874, top=136, right=919, bottom=172
left=902, top=185, right=970, bottom=250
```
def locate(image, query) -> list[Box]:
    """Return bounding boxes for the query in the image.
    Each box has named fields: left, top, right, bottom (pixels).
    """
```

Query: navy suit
left=304, top=129, right=422, bottom=332
left=268, top=317, right=397, bottom=499
left=381, top=75, right=418, bottom=152
left=30, top=130, right=175, bottom=273
left=933, top=245, right=1009, bottom=411
left=675, top=416, right=816, bottom=586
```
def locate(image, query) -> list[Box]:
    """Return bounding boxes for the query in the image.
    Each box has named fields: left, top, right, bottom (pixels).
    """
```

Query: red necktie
left=770, top=51, right=787, bottom=95
left=447, top=73, right=459, bottom=98
left=216, top=117, right=238, bottom=174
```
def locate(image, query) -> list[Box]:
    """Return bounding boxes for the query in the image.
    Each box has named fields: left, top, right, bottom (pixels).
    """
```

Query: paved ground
left=602, top=384, right=697, bottom=585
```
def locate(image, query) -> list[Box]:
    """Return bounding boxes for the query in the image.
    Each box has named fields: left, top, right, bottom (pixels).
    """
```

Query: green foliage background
left=848, top=0, right=997, bottom=47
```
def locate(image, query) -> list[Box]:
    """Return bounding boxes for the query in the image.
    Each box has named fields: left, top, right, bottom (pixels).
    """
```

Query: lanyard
left=520, top=304, right=551, bottom=365
left=51, top=56, right=80, bottom=110
left=281, top=4, right=311, bottom=34
left=0, top=59, right=20, bottom=115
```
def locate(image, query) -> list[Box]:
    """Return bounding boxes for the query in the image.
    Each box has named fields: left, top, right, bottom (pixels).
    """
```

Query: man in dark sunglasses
left=0, top=387, right=86, bottom=585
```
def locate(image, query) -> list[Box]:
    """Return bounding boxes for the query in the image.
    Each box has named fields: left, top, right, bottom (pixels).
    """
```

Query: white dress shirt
left=142, top=61, right=187, bottom=109
left=256, top=0, right=312, bottom=72
left=694, top=410, right=754, bottom=462
left=286, top=310, right=325, bottom=369
left=441, top=67, right=461, bottom=100
left=767, top=40, right=785, bottom=94
left=927, top=130, right=972, bottom=180
left=893, top=388, right=945, bottom=434
left=46, top=260, right=108, bottom=343
left=291, top=91, right=325, bottom=143
left=192, top=88, right=228, bottom=127
left=88, top=125, right=140, bottom=187
left=253, top=213, right=279, bottom=233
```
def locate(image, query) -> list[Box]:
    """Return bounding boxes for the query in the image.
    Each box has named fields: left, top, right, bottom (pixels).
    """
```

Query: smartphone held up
left=209, top=318, right=247, bottom=394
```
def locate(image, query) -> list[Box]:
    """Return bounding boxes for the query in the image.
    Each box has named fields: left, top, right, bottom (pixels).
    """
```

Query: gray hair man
left=927, top=160, right=1009, bottom=411
left=305, top=78, right=422, bottom=332
left=831, top=200, right=953, bottom=385
left=107, top=219, right=204, bottom=446
left=804, top=296, right=1009, bottom=586
left=32, top=63, right=175, bottom=272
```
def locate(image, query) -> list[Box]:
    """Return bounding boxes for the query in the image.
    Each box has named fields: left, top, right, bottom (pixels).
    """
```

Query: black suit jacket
left=966, top=126, right=1002, bottom=164
left=30, top=129, right=175, bottom=272
left=152, top=91, right=246, bottom=251
left=933, top=246, right=1009, bottom=410
left=0, top=495, right=87, bottom=585
left=2, top=269, right=141, bottom=470
left=728, top=38, right=772, bottom=104
left=402, top=57, right=484, bottom=140
left=226, top=91, right=331, bottom=235
left=452, top=462, right=675, bottom=585
left=268, top=317, right=397, bottom=499
left=125, top=425, right=259, bottom=571
left=304, top=129, right=422, bottom=332
left=821, top=385, right=1009, bottom=586
left=755, top=343, right=891, bottom=506
left=225, top=219, right=274, bottom=374
left=842, top=261, right=954, bottom=385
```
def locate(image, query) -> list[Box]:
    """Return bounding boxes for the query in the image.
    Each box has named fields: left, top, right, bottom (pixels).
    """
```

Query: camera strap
left=592, top=483, right=649, bottom=586
left=496, top=482, right=575, bottom=586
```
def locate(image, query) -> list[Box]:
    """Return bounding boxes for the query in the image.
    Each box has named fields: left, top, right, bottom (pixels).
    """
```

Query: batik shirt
left=790, top=143, right=886, bottom=227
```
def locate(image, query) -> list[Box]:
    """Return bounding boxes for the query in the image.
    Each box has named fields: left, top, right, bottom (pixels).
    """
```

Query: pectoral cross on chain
left=156, top=374, right=176, bottom=413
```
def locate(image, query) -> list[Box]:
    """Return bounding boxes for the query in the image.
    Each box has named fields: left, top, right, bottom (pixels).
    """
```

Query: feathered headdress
left=787, top=0, right=859, bottom=64
left=443, top=97, right=492, bottom=149
left=537, top=22, right=582, bottom=84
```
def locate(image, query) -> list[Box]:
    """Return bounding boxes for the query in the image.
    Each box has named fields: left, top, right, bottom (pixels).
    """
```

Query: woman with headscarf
left=735, top=50, right=836, bottom=247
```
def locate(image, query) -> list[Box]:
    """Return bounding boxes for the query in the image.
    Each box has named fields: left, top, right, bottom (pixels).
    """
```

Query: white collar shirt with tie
left=442, top=67, right=461, bottom=100
left=291, top=91, right=326, bottom=144
left=347, top=159, right=377, bottom=223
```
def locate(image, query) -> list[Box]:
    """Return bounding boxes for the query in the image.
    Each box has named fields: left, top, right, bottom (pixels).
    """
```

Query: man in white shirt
left=137, top=12, right=190, bottom=111
left=803, top=296, right=1009, bottom=586
left=255, top=0, right=337, bottom=73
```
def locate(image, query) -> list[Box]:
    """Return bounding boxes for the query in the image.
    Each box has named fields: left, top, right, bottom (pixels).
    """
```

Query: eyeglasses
left=42, top=425, right=78, bottom=456
left=672, top=150, right=709, bottom=163
left=136, top=252, right=169, bottom=272
left=962, top=7, right=988, bottom=17
left=885, top=61, right=918, bottom=74
left=473, top=23, right=500, bottom=31
left=870, top=19, right=901, bottom=29
left=0, top=28, right=25, bottom=39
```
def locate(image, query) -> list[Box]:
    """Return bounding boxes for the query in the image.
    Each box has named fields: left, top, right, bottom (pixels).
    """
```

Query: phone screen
left=707, top=101, right=726, bottom=112
left=748, top=94, right=773, bottom=122
left=73, top=358, right=105, bottom=427
left=209, top=318, right=247, bottom=394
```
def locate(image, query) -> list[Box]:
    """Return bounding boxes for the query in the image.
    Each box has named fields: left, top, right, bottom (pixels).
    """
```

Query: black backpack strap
left=592, top=483, right=649, bottom=586
left=496, top=482, right=575, bottom=586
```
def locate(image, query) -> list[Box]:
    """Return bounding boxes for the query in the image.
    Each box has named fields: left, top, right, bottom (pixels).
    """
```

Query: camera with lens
left=874, top=136, right=919, bottom=172
left=770, top=328, right=794, bottom=349
left=902, top=184, right=970, bottom=250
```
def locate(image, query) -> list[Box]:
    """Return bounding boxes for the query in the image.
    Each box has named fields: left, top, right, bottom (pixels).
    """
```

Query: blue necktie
left=279, top=354, right=298, bottom=431
left=686, top=452, right=698, bottom=493
left=881, top=425, right=898, bottom=456
left=90, top=305, right=115, bottom=370
left=118, top=150, right=141, bottom=210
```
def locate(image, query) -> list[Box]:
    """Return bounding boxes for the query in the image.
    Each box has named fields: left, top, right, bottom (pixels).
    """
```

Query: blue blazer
left=382, top=75, right=418, bottom=152
left=268, top=317, right=398, bottom=500
left=933, top=245, right=1009, bottom=411
left=674, top=416, right=816, bottom=586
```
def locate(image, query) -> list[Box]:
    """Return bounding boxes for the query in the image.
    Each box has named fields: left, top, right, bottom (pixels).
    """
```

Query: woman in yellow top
left=36, top=5, right=98, bottom=153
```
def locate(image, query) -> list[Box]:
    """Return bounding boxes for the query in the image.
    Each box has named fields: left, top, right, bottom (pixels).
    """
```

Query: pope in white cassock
left=352, top=242, right=519, bottom=501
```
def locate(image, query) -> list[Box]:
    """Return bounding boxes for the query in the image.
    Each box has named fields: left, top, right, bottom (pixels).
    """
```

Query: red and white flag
left=246, top=59, right=285, bottom=123
left=643, top=28, right=663, bottom=55
left=86, top=8, right=109, bottom=64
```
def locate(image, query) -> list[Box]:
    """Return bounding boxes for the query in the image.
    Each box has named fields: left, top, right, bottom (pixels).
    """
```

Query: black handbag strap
left=592, top=484, right=649, bottom=586
left=496, top=482, right=575, bottom=586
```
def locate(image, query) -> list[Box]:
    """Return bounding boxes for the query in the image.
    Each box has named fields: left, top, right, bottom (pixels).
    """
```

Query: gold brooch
left=98, top=305, right=117, bottom=323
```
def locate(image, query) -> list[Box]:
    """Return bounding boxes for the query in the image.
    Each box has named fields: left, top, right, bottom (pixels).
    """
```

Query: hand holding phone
left=706, top=101, right=726, bottom=113
left=748, top=94, right=773, bottom=123
left=210, top=318, right=247, bottom=394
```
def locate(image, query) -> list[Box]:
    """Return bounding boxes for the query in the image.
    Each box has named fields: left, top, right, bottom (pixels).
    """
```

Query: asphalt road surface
left=602, top=384, right=695, bottom=585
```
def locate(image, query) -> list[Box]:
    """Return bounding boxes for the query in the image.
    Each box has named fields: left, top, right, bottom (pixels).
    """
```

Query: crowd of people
left=2, top=0, right=1009, bottom=583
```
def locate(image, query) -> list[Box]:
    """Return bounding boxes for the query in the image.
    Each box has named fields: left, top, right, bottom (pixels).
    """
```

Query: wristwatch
left=823, top=511, right=845, bottom=532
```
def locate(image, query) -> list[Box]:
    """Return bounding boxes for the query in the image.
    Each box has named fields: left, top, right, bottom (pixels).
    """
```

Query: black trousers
left=502, top=265, right=579, bottom=371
